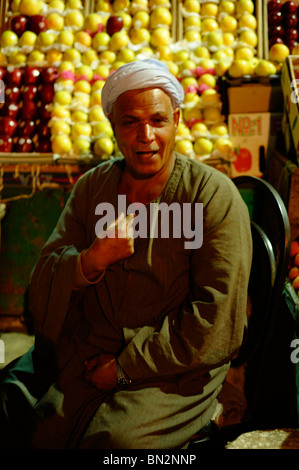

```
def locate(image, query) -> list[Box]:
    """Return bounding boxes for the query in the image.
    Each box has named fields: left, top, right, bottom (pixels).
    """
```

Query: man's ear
left=173, top=107, right=180, bottom=131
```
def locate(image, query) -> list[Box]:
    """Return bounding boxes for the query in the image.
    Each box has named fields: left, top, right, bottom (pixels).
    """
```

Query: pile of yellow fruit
left=0, top=0, right=290, bottom=161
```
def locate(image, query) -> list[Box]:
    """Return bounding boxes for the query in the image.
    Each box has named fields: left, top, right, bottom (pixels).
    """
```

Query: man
left=0, top=59, right=252, bottom=449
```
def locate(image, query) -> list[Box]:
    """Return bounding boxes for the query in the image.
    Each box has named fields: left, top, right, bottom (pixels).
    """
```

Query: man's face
left=110, top=88, right=180, bottom=179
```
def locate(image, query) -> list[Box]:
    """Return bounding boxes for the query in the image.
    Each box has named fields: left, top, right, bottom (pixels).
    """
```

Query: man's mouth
left=136, top=150, right=159, bottom=159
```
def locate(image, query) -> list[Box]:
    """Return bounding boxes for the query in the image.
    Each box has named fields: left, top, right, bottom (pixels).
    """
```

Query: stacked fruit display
left=267, top=0, right=299, bottom=56
left=288, top=239, right=299, bottom=297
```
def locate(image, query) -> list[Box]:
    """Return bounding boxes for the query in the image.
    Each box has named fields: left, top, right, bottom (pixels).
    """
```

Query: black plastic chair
left=189, top=175, right=291, bottom=448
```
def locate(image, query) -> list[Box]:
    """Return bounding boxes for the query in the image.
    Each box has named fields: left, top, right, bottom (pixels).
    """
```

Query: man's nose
left=137, top=123, right=154, bottom=141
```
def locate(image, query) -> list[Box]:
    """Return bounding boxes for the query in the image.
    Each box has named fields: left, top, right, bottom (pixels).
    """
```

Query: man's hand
left=83, top=354, right=117, bottom=390
left=81, top=212, right=135, bottom=282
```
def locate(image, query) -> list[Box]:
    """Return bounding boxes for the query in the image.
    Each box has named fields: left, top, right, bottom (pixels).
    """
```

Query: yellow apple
left=19, top=0, right=44, bottom=15
left=19, top=31, right=37, bottom=47
left=200, top=59, right=216, bottom=72
left=92, top=32, right=111, bottom=51
left=65, top=10, right=84, bottom=29
left=92, top=121, right=114, bottom=138
left=174, top=139, right=194, bottom=156
left=66, top=0, right=83, bottom=8
left=228, top=59, right=252, bottom=77
left=71, top=110, right=89, bottom=123
left=51, top=135, right=72, bottom=154
left=198, top=73, right=217, bottom=88
left=90, top=92, right=102, bottom=107
left=210, top=123, right=228, bottom=136
left=255, top=59, right=277, bottom=76
left=269, top=43, right=290, bottom=63
left=72, top=139, right=91, bottom=156
left=190, top=122, right=209, bottom=137
left=219, top=0, right=235, bottom=15
left=46, top=49, right=63, bottom=64
left=58, top=60, right=75, bottom=74
left=48, top=0, right=65, bottom=11
left=150, top=28, right=171, bottom=47
left=201, top=2, right=218, bottom=16
left=203, top=107, right=222, bottom=122
left=89, top=106, right=107, bottom=123
left=82, top=49, right=99, bottom=66
left=201, top=88, right=220, bottom=105
left=94, top=64, right=110, bottom=78
left=37, top=31, right=57, bottom=48
left=1, top=30, right=18, bottom=47
left=220, top=15, right=238, bottom=33
left=57, top=31, right=75, bottom=48
left=177, top=122, right=191, bottom=137
left=27, top=50, right=45, bottom=63
left=130, top=28, right=151, bottom=45
left=183, top=16, right=201, bottom=30
left=194, top=137, right=214, bottom=156
left=51, top=105, right=71, bottom=120
left=236, top=0, right=254, bottom=15
left=54, top=90, right=73, bottom=106
left=179, top=59, right=197, bottom=74
left=183, top=0, right=200, bottom=13
left=46, top=12, right=65, bottom=31
left=184, top=30, right=201, bottom=43
left=150, top=8, right=172, bottom=28
left=51, top=120, right=71, bottom=136
left=72, top=93, right=91, bottom=109
left=74, top=80, right=91, bottom=94
left=238, top=13, right=257, bottom=30
left=74, top=31, right=92, bottom=49
left=117, top=11, right=132, bottom=29
left=75, top=65, right=94, bottom=81
left=193, top=46, right=210, bottom=59
left=100, top=50, right=117, bottom=64
left=235, top=46, right=254, bottom=60
left=8, top=51, right=27, bottom=65
left=183, top=106, right=203, bottom=123
left=214, top=137, right=233, bottom=154
left=91, top=80, right=105, bottom=93
left=96, top=0, right=113, bottom=13
left=63, top=48, right=82, bottom=65
left=223, top=32, right=236, bottom=46
left=93, top=137, right=114, bottom=158
left=201, top=18, right=219, bottom=33
left=109, top=31, right=130, bottom=50
left=117, top=48, right=136, bottom=63
left=132, top=11, right=150, bottom=29
left=239, top=30, right=258, bottom=48
left=84, top=14, right=106, bottom=34
left=72, top=123, right=92, bottom=140
left=212, top=50, right=229, bottom=63
left=206, top=31, right=224, bottom=49
left=183, top=92, right=200, bottom=106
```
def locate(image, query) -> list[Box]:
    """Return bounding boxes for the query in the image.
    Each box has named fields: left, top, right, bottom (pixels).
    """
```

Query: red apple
left=269, top=25, right=284, bottom=38
left=281, top=1, right=297, bottom=14
left=6, top=68, right=23, bottom=87
left=19, top=119, right=36, bottom=137
left=0, top=116, right=18, bottom=136
left=284, top=28, right=298, bottom=41
left=0, top=135, right=13, bottom=152
left=3, top=102, right=19, bottom=119
left=285, top=39, right=298, bottom=52
left=5, top=86, right=21, bottom=102
left=21, top=100, right=38, bottom=120
left=10, top=15, right=28, bottom=37
left=35, top=138, right=51, bottom=152
left=37, top=119, right=51, bottom=138
left=269, top=36, right=284, bottom=47
left=22, top=84, right=39, bottom=101
left=268, top=11, right=282, bottom=26
left=24, top=67, right=41, bottom=85
left=268, top=0, right=281, bottom=12
left=106, top=16, right=124, bottom=36
left=40, top=66, right=57, bottom=84
left=233, top=148, right=252, bottom=172
left=37, top=101, right=51, bottom=119
left=283, top=13, right=298, bottom=27
left=39, top=84, right=54, bottom=103
left=27, top=15, right=47, bottom=34
left=15, top=136, right=33, bottom=152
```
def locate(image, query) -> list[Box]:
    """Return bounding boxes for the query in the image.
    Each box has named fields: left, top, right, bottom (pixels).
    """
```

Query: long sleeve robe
left=4, top=153, right=252, bottom=449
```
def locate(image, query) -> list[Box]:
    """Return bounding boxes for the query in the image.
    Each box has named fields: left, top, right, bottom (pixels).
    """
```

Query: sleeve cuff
left=73, top=250, right=105, bottom=290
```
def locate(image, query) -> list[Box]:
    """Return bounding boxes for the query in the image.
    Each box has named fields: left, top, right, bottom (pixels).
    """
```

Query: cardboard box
left=228, top=112, right=282, bottom=178
left=281, top=55, right=299, bottom=164
left=226, top=78, right=283, bottom=114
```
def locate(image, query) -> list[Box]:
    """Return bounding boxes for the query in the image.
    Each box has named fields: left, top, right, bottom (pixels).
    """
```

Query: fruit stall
left=0, top=0, right=298, bottom=331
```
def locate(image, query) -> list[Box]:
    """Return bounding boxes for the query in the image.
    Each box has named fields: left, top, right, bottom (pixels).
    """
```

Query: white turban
left=101, top=59, right=184, bottom=117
